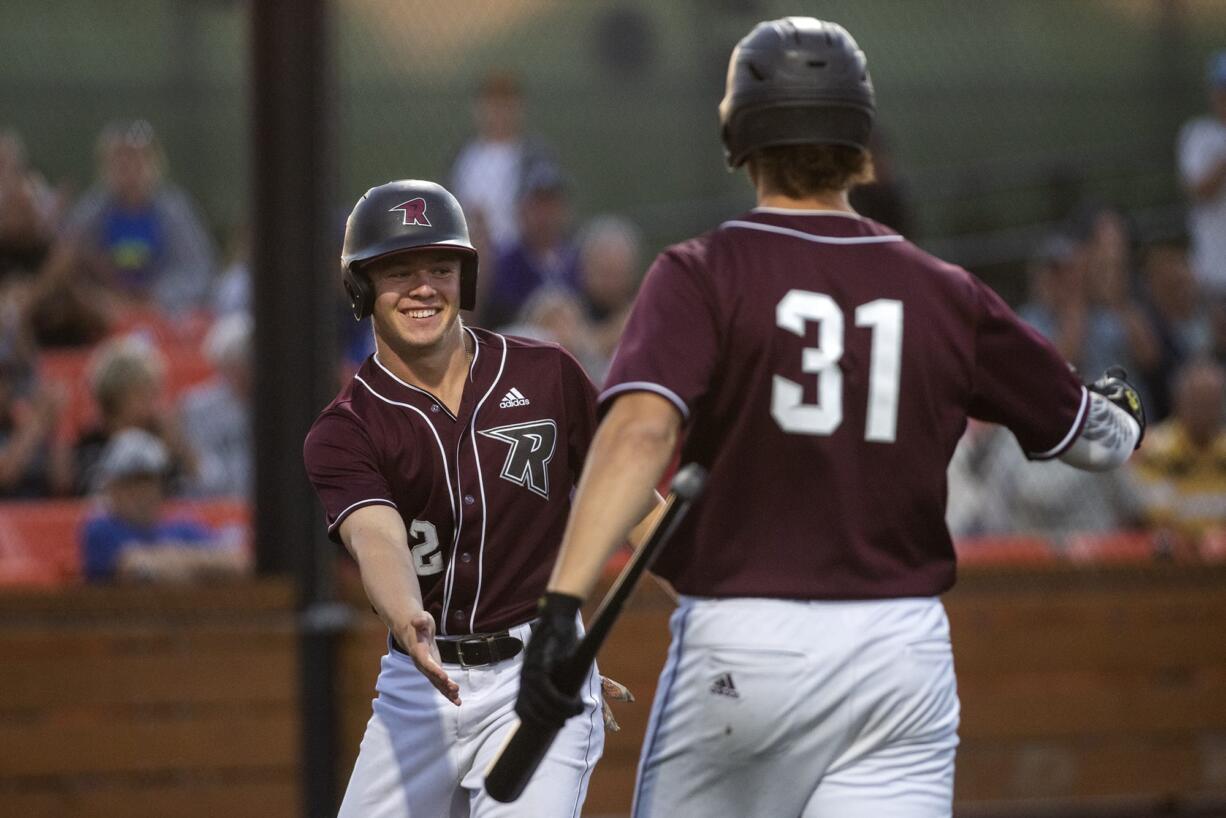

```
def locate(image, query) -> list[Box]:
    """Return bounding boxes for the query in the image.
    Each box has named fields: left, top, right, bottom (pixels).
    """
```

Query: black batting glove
left=1088, top=366, right=1146, bottom=448
left=516, top=592, right=584, bottom=729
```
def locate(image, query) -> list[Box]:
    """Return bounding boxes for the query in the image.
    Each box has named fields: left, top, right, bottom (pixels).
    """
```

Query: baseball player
left=515, top=17, right=1146, bottom=818
left=304, top=180, right=653, bottom=817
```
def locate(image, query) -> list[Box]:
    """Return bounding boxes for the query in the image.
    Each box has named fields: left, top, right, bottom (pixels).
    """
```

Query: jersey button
left=431, top=404, right=441, bottom=414
left=453, top=609, right=465, bottom=620
left=464, top=494, right=475, bottom=505
left=460, top=552, right=472, bottom=563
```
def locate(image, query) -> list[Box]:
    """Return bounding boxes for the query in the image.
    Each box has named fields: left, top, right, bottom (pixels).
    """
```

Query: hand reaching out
left=396, top=610, right=461, bottom=706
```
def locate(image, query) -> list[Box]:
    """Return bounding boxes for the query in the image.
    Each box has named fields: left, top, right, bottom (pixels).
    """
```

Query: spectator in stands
left=501, top=286, right=605, bottom=379
left=449, top=71, right=555, bottom=251
left=578, top=214, right=642, bottom=367
left=63, top=120, right=216, bottom=314
left=1078, top=205, right=1159, bottom=398
left=74, top=334, right=195, bottom=495
left=212, top=225, right=250, bottom=317
left=0, top=263, right=39, bottom=389
left=178, top=314, right=252, bottom=498
left=1020, top=225, right=1157, bottom=394
left=945, top=420, right=1012, bottom=538
left=25, top=235, right=112, bottom=348
left=0, top=128, right=60, bottom=279
left=485, top=164, right=581, bottom=329
left=946, top=420, right=1140, bottom=543
left=1139, top=243, right=1213, bottom=421
left=80, top=428, right=248, bottom=583
left=1130, top=359, right=1226, bottom=559
left=0, top=361, right=71, bottom=497
left=1019, top=233, right=1091, bottom=359
left=1177, top=50, right=1226, bottom=301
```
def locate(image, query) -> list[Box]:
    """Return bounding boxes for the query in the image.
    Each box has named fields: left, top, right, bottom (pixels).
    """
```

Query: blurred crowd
left=948, top=52, right=1226, bottom=563
left=1, top=54, right=1225, bottom=583
left=0, top=119, right=252, bottom=582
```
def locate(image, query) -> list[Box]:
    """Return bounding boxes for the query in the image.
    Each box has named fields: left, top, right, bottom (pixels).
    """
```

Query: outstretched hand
left=397, top=610, right=461, bottom=706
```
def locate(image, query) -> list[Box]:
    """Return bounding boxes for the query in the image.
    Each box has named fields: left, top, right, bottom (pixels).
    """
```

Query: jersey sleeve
left=600, top=243, right=720, bottom=419
left=303, top=409, right=397, bottom=543
left=558, top=346, right=600, bottom=484
left=967, top=277, right=1089, bottom=459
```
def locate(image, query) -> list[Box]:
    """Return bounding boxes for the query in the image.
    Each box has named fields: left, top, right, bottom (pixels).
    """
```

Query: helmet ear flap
left=343, top=266, right=374, bottom=321
left=459, top=256, right=479, bottom=312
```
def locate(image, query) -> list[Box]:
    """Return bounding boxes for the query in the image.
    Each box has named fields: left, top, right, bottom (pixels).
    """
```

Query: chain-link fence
left=0, top=0, right=1223, bottom=584
left=3, top=1, right=1224, bottom=264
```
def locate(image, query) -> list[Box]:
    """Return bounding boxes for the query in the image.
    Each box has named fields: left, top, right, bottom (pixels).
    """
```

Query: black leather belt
left=392, top=630, right=525, bottom=668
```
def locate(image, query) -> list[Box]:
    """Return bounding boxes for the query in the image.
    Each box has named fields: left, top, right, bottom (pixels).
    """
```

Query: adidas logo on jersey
left=499, top=388, right=530, bottom=408
left=709, top=672, right=739, bottom=698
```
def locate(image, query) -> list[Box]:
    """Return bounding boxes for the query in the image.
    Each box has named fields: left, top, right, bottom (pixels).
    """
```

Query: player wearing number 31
left=516, top=17, right=1146, bottom=818
left=304, top=179, right=659, bottom=817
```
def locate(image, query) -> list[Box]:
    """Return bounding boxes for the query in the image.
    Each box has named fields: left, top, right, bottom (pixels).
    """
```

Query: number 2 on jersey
left=772, top=290, right=903, bottom=442
left=408, top=519, right=444, bottom=576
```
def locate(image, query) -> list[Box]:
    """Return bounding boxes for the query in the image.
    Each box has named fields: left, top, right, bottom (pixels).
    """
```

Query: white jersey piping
left=750, top=206, right=867, bottom=219
left=599, top=381, right=689, bottom=420
left=327, top=497, right=398, bottom=536
left=439, top=330, right=482, bottom=631
left=1029, top=385, right=1090, bottom=460
left=371, top=325, right=480, bottom=420
left=720, top=219, right=905, bottom=245
left=466, top=329, right=507, bottom=632
left=353, top=373, right=458, bottom=627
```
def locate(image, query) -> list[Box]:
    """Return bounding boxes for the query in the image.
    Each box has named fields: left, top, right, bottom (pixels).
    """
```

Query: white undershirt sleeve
left=1058, top=391, right=1141, bottom=472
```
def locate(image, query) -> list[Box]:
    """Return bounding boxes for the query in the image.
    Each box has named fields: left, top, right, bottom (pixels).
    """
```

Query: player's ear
left=344, top=266, right=375, bottom=321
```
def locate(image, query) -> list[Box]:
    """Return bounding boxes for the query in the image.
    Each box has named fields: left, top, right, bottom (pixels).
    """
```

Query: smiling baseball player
left=515, top=17, right=1147, bottom=818
left=304, top=179, right=651, bottom=817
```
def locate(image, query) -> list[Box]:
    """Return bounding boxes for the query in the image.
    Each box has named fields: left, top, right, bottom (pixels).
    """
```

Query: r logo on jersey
left=479, top=420, right=557, bottom=499
left=389, top=197, right=431, bottom=227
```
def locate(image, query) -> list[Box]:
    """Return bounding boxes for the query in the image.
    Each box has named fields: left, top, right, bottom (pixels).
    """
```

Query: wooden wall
left=0, top=582, right=301, bottom=818
left=2, top=567, right=1225, bottom=817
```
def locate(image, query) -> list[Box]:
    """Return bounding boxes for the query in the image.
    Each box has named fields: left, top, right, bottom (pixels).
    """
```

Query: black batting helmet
left=340, top=180, right=479, bottom=320
left=719, top=17, right=875, bottom=168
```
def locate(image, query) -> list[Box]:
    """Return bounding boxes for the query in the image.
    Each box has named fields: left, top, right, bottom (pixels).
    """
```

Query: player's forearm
left=626, top=493, right=667, bottom=551
left=548, top=406, right=677, bottom=601
left=350, top=535, right=430, bottom=637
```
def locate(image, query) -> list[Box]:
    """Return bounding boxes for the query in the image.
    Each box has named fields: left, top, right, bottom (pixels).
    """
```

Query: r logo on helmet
left=390, top=198, right=431, bottom=227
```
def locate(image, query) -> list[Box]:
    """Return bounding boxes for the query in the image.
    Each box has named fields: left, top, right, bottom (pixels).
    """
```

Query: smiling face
left=367, top=248, right=465, bottom=359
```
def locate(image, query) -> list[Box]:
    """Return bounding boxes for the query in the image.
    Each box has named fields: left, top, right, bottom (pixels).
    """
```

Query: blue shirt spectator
left=78, top=428, right=247, bottom=583
left=484, top=164, right=581, bottom=328
left=82, top=516, right=212, bottom=581
left=64, top=120, right=216, bottom=314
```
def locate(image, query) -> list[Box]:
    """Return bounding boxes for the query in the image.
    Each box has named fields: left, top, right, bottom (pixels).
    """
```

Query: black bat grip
left=483, top=647, right=593, bottom=803
left=484, top=464, right=708, bottom=803
left=483, top=719, right=561, bottom=803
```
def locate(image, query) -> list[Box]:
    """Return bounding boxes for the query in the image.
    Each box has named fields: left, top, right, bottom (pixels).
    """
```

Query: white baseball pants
left=337, top=621, right=605, bottom=818
left=633, top=596, right=960, bottom=818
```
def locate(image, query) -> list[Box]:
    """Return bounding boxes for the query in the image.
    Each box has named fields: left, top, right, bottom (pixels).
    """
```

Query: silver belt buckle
left=455, top=638, right=484, bottom=668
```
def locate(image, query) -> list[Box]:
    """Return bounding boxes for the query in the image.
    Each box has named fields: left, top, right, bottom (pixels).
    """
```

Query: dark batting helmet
left=719, top=17, right=875, bottom=168
left=340, top=180, right=479, bottom=320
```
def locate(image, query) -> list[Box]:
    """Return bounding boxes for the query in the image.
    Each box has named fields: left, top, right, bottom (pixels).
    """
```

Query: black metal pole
left=250, top=1, right=342, bottom=816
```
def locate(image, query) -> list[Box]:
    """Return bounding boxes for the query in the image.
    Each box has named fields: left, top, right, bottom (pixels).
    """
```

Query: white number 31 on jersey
left=772, top=290, right=903, bottom=443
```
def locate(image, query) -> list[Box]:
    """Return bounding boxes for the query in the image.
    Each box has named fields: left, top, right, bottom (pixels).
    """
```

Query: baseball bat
left=483, top=463, right=707, bottom=803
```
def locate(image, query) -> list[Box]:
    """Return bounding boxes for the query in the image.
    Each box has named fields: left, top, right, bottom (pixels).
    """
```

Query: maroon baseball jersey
left=604, top=208, right=1087, bottom=599
left=304, top=326, right=598, bottom=634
